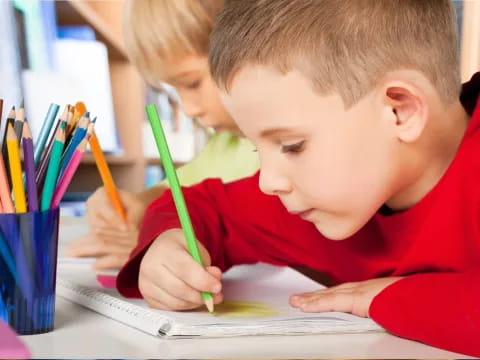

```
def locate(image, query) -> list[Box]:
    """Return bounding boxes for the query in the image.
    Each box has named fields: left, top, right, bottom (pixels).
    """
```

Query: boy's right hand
left=139, top=228, right=223, bottom=311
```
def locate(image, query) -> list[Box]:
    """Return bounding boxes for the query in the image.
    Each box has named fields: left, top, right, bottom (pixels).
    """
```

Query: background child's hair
left=209, top=0, right=461, bottom=107
left=123, top=0, right=223, bottom=87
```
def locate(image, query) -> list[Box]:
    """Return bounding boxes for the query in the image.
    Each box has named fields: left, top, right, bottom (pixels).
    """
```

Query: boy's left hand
left=289, top=277, right=403, bottom=317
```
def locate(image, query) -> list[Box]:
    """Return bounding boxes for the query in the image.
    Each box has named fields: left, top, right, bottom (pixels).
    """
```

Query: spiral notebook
left=56, top=263, right=383, bottom=338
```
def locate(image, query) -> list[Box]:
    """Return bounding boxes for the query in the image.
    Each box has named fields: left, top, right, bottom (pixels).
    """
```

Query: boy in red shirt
left=117, top=0, right=480, bottom=356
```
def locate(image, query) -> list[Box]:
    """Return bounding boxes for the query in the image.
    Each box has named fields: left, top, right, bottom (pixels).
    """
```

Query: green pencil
left=40, top=122, right=65, bottom=211
left=146, top=104, right=214, bottom=313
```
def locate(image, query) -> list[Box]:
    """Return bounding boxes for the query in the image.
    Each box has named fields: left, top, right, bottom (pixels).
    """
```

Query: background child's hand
left=138, top=228, right=223, bottom=311
left=85, top=186, right=146, bottom=231
left=65, top=187, right=147, bottom=269
left=65, top=227, right=139, bottom=269
left=289, top=277, right=403, bottom=317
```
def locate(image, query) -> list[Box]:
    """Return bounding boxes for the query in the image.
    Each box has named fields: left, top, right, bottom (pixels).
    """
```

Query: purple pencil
left=22, top=121, right=38, bottom=211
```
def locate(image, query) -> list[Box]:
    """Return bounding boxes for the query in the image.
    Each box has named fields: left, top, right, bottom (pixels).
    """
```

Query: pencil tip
left=205, top=298, right=214, bottom=314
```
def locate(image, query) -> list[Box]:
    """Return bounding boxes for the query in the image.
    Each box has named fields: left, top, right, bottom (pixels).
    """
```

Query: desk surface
left=21, top=217, right=471, bottom=358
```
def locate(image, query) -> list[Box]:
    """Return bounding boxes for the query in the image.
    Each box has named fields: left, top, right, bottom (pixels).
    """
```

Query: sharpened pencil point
left=205, top=297, right=214, bottom=313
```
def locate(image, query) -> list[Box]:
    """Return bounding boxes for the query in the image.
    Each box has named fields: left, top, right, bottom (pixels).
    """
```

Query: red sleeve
left=370, top=272, right=480, bottom=357
left=116, top=172, right=293, bottom=297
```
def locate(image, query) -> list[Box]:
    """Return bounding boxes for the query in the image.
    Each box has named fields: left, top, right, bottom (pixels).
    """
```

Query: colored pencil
left=6, top=123, right=26, bottom=213
left=22, top=120, right=38, bottom=212
left=89, top=130, right=127, bottom=222
left=2, top=107, right=16, bottom=187
left=66, top=101, right=86, bottom=142
left=40, top=123, right=65, bottom=211
left=1, top=106, right=15, bottom=152
left=0, top=148, right=14, bottom=213
left=33, top=103, right=59, bottom=165
left=13, top=107, right=25, bottom=142
left=36, top=106, right=68, bottom=190
left=51, top=138, right=87, bottom=208
left=146, top=104, right=214, bottom=313
left=59, top=114, right=89, bottom=178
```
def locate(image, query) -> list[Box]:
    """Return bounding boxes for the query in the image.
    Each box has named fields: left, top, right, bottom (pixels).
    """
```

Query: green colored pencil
left=40, top=122, right=65, bottom=211
left=146, top=104, right=214, bottom=313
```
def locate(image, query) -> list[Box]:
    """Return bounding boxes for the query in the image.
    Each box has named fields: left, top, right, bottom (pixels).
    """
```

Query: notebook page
left=57, top=263, right=382, bottom=337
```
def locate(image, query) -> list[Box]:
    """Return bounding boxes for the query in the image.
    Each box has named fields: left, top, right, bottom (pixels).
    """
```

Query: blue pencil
left=33, top=103, right=59, bottom=165
left=58, top=113, right=90, bottom=178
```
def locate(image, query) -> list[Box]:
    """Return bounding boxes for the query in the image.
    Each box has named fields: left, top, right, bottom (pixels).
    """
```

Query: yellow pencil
left=6, top=123, right=26, bottom=213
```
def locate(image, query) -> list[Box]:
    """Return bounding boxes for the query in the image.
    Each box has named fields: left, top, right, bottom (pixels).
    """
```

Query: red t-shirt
left=117, top=73, right=480, bottom=356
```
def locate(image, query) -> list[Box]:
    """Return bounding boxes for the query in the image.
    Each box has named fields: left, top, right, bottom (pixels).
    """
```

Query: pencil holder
left=0, top=207, right=59, bottom=335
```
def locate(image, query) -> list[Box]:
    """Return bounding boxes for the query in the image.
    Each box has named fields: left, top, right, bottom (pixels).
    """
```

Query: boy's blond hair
left=209, top=0, right=461, bottom=107
left=123, top=0, right=223, bottom=87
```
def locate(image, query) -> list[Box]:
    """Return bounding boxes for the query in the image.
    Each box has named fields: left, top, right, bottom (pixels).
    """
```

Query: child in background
left=117, top=0, right=480, bottom=356
left=65, top=0, right=258, bottom=270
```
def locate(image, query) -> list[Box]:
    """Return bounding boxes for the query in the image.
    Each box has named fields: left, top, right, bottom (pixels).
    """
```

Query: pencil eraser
left=96, top=274, right=117, bottom=288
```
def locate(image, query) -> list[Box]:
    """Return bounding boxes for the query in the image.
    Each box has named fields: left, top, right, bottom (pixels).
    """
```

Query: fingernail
left=212, top=284, right=221, bottom=293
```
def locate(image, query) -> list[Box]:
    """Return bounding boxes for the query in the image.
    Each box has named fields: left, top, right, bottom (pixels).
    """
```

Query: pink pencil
left=51, top=138, right=87, bottom=208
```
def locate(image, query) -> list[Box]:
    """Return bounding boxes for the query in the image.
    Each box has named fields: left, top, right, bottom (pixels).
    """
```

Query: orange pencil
left=0, top=152, right=14, bottom=213
left=89, top=130, right=127, bottom=222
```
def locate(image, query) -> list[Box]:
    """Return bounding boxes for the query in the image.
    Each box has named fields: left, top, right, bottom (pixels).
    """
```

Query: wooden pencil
left=13, top=107, right=24, bottom=142
left=36, top=106, right=68, bottom=190
left=51, top=138, right=87, bottom=208
left=89, top=130, right=127, bottom=221
left=1, top=107, right=16, bottom=184
left=0, top=147, right=14, bottom=213
left=22, top=120, right=38, bottom=212
left=66, top=101, right=86, bottom=141
left=40, top=123, right=65, bottom=211
left=33, top=103, right=59, bottom=165
left=59, top=113, right=89, bottom=178
left=6, top=123, right=26, bottom=213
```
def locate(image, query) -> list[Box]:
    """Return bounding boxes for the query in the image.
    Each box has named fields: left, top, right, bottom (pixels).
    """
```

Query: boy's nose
left=182, top=100, right=203, bottom=119
left=259, top=167, right=292, bottom=196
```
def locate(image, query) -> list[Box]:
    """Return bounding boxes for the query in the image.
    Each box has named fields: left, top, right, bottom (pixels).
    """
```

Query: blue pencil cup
left=0, top=207, right=59, bottom=335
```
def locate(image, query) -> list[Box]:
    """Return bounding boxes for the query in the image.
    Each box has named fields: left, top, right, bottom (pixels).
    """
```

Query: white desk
left=21, top=217, right=471, bottom=358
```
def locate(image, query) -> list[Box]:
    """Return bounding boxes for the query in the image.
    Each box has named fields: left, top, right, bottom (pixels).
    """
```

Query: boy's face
left=220, top=66, right=399, bottom=239
left=164, top=56, right=241, bottom=135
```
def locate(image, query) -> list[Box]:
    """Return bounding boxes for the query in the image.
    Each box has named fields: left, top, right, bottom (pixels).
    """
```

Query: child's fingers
left=167, top=250, right=222, bottom=294
left=93, top=254, right=129, bottom=270
left=86, top=188, right=126, bottom=231
left=205, top=266, right=222, bottom=280
left=142, top=279, right=200, bottom=311
left=66, top=235, right=132, bottom=257
left=152, top=265, right=206, bottom=305
left=90, top=227, right=138, bottom=245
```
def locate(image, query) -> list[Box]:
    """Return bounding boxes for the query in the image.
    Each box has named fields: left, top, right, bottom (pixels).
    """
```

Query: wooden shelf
left=56, top=0, right=128, bottom=61
left=80, top=153, right=136, bottom=165
left=55, top=0, right=146, bottom=193
left=146, top=157, right=185, bottom=167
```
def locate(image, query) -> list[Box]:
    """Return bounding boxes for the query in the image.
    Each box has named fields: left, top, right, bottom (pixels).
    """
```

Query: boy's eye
left=281, top=140, right=305, bottom=154
left=186, top=80, right=201, bottom=89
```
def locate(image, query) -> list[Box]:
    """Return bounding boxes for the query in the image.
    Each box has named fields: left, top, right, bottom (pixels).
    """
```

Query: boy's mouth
left=289, top=208, right=314, bottom=219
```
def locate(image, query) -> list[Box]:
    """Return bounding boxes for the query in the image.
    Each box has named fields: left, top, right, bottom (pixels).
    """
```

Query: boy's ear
left=383, top=81, right=428, bottom=143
